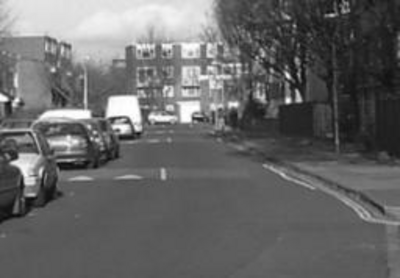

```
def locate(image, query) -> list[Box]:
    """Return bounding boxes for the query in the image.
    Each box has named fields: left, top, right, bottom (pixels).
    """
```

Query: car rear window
left=35, top=122, right=87, bottom=137
left=0, top=132, right=39, bottom=154
left=109, top=117, right=130, bottom=124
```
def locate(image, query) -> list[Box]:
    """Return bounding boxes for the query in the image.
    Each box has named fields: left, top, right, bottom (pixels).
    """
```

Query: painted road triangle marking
left=69, top=176, right=94, bottom=182
left=114, top=174, right=144, bottom=180
left=147, top=139, right=161, bottom=144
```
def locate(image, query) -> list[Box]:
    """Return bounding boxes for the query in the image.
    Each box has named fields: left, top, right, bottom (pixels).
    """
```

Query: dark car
left=81, top=119, right=109, bottom=162
left=108, top=116, right=136, bottom=139
left=0, top=139, right=26, bottom=217
left=191, top=111, right=209, bottom=123
left=95, top=118, right=120, bottom=160
left=32, top=118, right=101, bottom=169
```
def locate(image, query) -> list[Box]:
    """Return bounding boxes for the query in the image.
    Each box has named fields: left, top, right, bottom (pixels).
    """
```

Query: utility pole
left=332, top=41, right=340, bottom=154
left=83, top=63, right=88, bottom=110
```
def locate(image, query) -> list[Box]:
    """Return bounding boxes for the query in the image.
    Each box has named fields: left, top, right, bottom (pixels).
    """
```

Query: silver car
left=0, top=128, right=59, bottom=207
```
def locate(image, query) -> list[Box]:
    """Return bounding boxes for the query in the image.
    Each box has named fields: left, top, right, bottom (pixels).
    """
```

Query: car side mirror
left=1, top=139, right=19, bottom=161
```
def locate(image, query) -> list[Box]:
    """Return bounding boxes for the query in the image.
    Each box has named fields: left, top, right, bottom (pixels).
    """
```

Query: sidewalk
left=214, top=128, right=400, bottom=221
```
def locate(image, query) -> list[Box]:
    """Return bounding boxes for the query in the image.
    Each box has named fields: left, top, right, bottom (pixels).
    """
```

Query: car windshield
left=35, top=122, right=86, bottom=137
left=109, top=117, right=131, bottom=124
left=0, top=132, right=39, bottom=154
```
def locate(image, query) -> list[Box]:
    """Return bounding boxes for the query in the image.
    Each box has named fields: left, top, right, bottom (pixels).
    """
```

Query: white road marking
left=69, top=176, right=94, bottom=182
left=166, top=137, right=172, bottom=143
left=114, top=174, right=143, bottom=180
left=160, top=168, right=167, bottom=181
left=169, top=130, right=174, bottom=134
left=148, top=139, right=161, bottom=144
left=262, top=163, right=400, bottom=225
left=122, top=140, right=139, bottom=145
left=262, top=164, right=316, bottom=190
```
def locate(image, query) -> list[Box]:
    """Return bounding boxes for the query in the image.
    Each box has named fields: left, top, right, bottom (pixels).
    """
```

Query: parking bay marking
left=114, top=174, right=143, bottom=180
left=68, top=176, right=95, bottom=182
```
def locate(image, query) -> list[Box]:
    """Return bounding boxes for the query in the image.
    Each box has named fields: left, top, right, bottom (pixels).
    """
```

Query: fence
left=376, top=99, right=400, bottom=157
left=279, top=102, right=332, bottom=138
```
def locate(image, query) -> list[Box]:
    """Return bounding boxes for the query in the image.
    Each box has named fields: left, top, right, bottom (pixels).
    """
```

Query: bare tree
left=214, top=0, right=309, bottom=101
left=0, top=0, right=14, bottom=37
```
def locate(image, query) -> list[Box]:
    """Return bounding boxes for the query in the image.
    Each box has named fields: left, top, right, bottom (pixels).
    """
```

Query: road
left=0, top=124, right=395, bottom=278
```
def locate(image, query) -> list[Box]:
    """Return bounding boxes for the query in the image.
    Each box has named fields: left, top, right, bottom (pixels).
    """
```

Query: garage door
left=177, top=101, right=201, bottom=123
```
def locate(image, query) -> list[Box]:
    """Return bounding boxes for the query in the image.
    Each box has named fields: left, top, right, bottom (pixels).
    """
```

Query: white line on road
left=166, top=137, right=172, bottom=143
left=160, top=168, right=167, bottom=181
left=114, top=174, right=143, bottom=180
left=148, top=139, right=161, bottom=144
left=262, top=164, right=316, bottom=190
left=262, top=163, right=400, bottom=225
left=68, top=176, right=94, bottom=182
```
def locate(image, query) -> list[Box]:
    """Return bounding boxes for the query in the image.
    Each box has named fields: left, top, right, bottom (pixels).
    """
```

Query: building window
left=182, top=66, right=201, bottom=86
left=181, top=43, right=201, bottom=59
left=136, top=44, right=156, bottom=59
left=137, top=89, right=147, bottom=99
left=162, top=85, right=175, bottom=98
left=136, top=67, right=156, bottom=87
left=161, top=44, right=173, bottom=59
left=324, top=0, right=350, bottom=17
left=181, top=88, right=200, bottom=98
left=206, top=43, right=218, bottom=59
left=162, top=66, right=174, bottom=79
left=165, top=104, right=175, bottom=112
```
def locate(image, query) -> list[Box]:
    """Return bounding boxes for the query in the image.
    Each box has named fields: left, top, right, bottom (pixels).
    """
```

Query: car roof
left=0, top=127, right=35, bottom=133
left=33, top=117, right=82, bottom=124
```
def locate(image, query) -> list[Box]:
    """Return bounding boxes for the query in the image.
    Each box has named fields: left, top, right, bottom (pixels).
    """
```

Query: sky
left=9, top=0, right=214, bottom=61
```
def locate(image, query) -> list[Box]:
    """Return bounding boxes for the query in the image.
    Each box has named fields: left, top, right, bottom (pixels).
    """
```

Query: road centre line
left=160, top=168, right=167, bottom=181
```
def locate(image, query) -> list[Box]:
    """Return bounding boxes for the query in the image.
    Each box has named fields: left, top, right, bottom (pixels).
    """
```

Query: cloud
left=70, top=3, right=208, bottom=46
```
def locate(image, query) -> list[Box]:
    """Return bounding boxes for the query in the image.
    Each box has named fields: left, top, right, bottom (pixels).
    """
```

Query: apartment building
left=0, top=51, right=18, bottom=118
left=1, top=36, right=74, bottom=113
left=125, top=42, right=225, bottom=123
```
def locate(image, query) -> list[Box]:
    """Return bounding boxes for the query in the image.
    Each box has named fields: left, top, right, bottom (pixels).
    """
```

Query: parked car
left=0, top=119, right=35, bottom=129
left=0, top=128, right=59, bottom=207
left=191, top=111, right=209, bottom=123
left=32, top=118, right=101, bottom=169
left=0, top=138, right=27, bottom=217
left=148, top=111, right=178, bottom=125
left=95, top=118, right=120, bottom=160
left=38, top=108, right=92, bottom=120
left=108, top=116, right=136, bottom=139
left=81, top=119, right=109, bottom=162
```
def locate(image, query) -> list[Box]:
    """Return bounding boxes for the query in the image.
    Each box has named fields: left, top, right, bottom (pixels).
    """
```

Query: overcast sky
left=10, top=0, right=214, bottom=60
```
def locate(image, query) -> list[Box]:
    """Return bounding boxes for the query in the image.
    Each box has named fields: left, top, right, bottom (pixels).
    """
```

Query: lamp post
left=82, top=62, right=88, bottom=110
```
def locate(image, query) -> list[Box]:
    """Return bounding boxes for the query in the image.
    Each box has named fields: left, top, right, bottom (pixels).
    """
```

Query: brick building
left=125, top=42, right=226, bottom=123
left=1, top=36, right=75, bottom=114
left=0, top=50, right=18, bottom=119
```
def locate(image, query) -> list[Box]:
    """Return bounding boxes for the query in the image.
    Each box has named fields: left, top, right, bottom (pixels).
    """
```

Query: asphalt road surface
left=0, top=124, right=395, bottom=278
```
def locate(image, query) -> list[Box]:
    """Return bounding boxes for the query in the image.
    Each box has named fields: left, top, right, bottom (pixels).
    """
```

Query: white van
left=38, top=108, right=92, bottom=120
left=105, top=95, right=143, bottom=136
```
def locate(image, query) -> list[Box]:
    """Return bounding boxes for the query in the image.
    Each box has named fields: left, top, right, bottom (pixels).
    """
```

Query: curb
left=219, top=134, right=394, bottom=221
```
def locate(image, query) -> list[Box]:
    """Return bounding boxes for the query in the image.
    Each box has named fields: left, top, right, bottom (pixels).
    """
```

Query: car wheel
left=33, top=176, right=47, bottom=208
left=86, top=156, right=99, bottom=169
left=12, top=181, right=27, bottom=217
left=114, top=148, right=120, bottom=159
left=47, top=177, right=58, bottom=201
